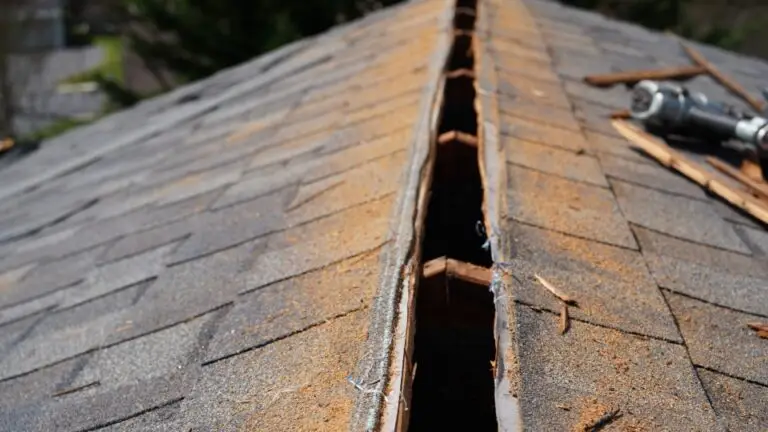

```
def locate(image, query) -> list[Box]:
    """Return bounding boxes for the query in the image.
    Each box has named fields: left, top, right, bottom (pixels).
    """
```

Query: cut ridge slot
left=403, top=0, right=498, bottom=430
left=407, top=260, right=497, bottom=431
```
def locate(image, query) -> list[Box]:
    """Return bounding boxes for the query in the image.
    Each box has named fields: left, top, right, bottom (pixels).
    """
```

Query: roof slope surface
left=0, top=0, right=448, bottom=430
left=477, top=0, right=768, bottom=430
left=0, top=0, right=767, bottom=430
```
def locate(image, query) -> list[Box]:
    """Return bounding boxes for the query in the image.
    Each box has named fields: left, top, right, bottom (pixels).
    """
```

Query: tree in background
left=0, top=0, right=43, bottom=139
left=0, top=0, right=22, bottom=137
left=120, top=0, right=403, bottom=84
left=110, top=0, right=767, bottom=111
left=558, top=0, right=685, bottom=32
left=558, top=0, right=767, bottom=56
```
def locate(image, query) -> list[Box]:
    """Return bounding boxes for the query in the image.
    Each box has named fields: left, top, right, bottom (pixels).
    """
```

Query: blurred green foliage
left=61, top=36, right=125, bottom=85
left=122, top=0, right=403, bottom=83
left=23, top=118, right=90, bottom=142
left=105, top=0, right=766, bottom=112
left=559, top=0, right=766, bottom=54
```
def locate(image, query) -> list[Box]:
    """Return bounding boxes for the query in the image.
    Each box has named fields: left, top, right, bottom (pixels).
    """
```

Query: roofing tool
left=630, top=80, right=768, bottom=181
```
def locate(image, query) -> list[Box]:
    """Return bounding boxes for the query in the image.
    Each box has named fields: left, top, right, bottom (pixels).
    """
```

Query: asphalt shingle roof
left=480, top=0, right=768, bottom=429
left=0, top=1, right=445, bottom=429
left=0, top=0, right=767, bottom=430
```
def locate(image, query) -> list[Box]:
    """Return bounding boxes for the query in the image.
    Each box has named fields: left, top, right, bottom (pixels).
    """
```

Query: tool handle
left=684, top=106, right=739, bottom=138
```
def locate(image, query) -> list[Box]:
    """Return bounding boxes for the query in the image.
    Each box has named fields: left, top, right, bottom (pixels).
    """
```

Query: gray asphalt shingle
left=583, top=129, right=652, bottom=165
left=698, top=368, right=768, bottom=432
left=204, top=252, right=377, bottom=363
left=666, top=292, right=768, bottom=385
left=508, top=223, right=680, bottom=341
left=498, top=97, right=581, bottom=131
left=612, top=179, right=750, bottom=253
left=177, top=310, right=369, bottom=431
left=104, top=240, right=258, bottom=346
left=501, top=113, right=590, bottom=152
left=505, top=138, right=609, bottom=187
left=0, top=283, right=142, bottom=381
left=514, top=306, right=720, bottom=431
left=507, top=164, right=637, bottom=249
left=599, top=153, right=708, bottom=200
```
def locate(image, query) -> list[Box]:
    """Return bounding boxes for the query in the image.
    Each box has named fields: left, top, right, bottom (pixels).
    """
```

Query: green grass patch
left=61, top=36, right=124, bottom=85
left=95, top=36, right=124, bottom=83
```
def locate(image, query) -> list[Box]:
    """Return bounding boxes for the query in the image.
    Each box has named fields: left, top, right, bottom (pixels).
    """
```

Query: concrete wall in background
left=10, top=46, right=105, bottom=135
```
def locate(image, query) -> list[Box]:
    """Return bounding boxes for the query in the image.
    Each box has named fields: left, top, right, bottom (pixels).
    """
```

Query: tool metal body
left=630, top=80, right=768, bottom=180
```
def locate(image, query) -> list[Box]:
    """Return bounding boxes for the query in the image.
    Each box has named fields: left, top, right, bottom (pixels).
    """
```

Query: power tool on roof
left=629, top=79, right=768, bottom=181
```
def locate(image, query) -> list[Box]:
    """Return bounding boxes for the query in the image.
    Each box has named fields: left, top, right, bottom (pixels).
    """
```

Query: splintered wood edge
left=707, top=157, right=768, bottom=201
left=445, top=68, right=475, bottom=79
left=740, top=159, right=763, bottom=182
left=610, top=109, right=632, bottom=119
left=445, top=258, right=492, bottom=285
left=421, top=256, right=492, bottom=286
left=437, top=130, right=479, bottom=146
left=559, top=304, right=570, bottom=335
left=583, top=65, right=705, bottom=87
left=422, top=256, right=447, bottom=279
left=533, top=274, right=575, bottom=305
left=680, top=42, right=765, bottom=112
left=747, top=322, right=768, bottom=332
left=612, top=119, right=768, bottom=226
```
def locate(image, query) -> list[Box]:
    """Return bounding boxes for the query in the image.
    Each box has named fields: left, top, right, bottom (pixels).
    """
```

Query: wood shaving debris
left=681, top=42, right=766, bottom=112
left=534, top=274, right=577, bottom=305
left=609, top=109, right=632, bottom=119
left=612, top=119, right=768, bottom=225
left=560, top=304, right=570, bottom=335
left=583, top=65, right=705, bottom=87
left=707, top=157, right=768, bottom=202
left=747, top=322, right=768, bottom=339
left=583, top=407, right=621, bottom=431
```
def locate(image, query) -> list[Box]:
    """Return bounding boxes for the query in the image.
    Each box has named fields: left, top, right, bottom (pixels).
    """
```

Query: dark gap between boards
left=405, top=0, right=497, bottom=430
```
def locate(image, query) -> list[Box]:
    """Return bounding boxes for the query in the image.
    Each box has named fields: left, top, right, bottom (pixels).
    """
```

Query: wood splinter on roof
left=612, top=119, right=768, bottom=225
left=706, top=157, right=768, bottom=202
left=559, top=304, right=570, bottom=335
left=747, top=322, right=768, bottom=339
left=740, top=159, right=764, bottom=182
left=534, top=274, right=577, bottom=306
left=680, top=42, right=766, bottom=112
left=609, top=109, right=631, bottom=119
left=583, top=65, right=706, bottom=87
left=584, top=42, right=764, bottom=113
